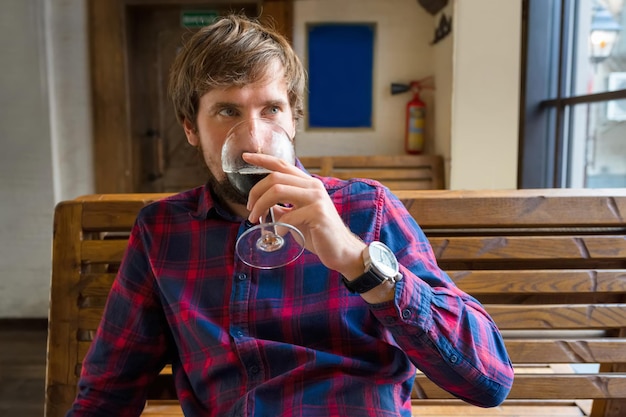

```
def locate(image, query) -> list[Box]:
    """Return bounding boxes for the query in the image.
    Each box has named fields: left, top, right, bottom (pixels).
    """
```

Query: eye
left=218, top=106, right=238, bottom=117
left=266, top=105, right=280, bottom=115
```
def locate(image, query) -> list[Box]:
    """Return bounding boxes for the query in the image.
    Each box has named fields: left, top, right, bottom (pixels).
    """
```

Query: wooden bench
left=299, top=154, right=445, bottom=190
left=46, top=189, right=626, bottom=417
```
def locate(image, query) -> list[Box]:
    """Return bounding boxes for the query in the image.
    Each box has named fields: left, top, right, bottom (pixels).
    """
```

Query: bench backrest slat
left=505, top=338, right=626, bottom=363
left=487, top=304, right=626, bottom=329
left=299, top=155, right=445, bottom=190
left=396, top=189, right=626, bottom=227
left=415, top=373, right=626, bottom=400
left=451, top=270, right=626, bottom=293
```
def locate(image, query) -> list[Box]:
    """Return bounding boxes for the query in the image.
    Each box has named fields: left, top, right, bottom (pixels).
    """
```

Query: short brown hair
left=168, top=14, right=306, bottom=128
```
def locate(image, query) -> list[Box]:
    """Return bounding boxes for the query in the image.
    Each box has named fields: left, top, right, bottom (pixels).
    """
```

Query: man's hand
left=242, top=152, right=365, bottom=277
left=242, top=153, right=396, bottom=303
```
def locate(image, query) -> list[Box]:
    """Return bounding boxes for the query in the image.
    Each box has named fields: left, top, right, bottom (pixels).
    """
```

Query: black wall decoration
left=417, top=0, right=449, bottom=15
left=431, top=13, right=452, bottom=45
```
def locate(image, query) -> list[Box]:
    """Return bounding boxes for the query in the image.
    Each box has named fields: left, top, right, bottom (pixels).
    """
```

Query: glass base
left=236, top=221, right=305, bottom=269
left=256, top=233, right=285, bottom=252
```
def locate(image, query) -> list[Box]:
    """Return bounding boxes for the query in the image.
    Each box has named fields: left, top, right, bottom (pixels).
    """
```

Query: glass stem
left=257, top=206, right=284, bottom=252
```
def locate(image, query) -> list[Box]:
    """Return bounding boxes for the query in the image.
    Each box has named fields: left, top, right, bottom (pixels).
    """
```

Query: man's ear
left=289, top=119, right=298, bottom=139
left=183, top=118, right=199, bottom=146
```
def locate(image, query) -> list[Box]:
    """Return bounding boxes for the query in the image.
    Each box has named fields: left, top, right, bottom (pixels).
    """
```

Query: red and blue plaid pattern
left=69, top=174, right=513, bottom=417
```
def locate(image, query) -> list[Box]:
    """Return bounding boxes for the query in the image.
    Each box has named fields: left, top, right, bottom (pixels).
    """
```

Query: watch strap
left=341, top=241, right=402, bottom=294
left=341, top=271, right=385, bottom=294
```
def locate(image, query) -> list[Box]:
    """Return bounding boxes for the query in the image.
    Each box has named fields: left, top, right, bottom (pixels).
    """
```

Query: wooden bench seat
left=46, top=189, right=626, bottom=417
left=299, top=154, right=445, bottom=189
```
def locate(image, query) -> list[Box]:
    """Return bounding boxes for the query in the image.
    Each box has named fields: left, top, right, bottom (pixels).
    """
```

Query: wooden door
left=88, top=0, right=293, bottom=193
left=127, top=5, right=258, bottom=192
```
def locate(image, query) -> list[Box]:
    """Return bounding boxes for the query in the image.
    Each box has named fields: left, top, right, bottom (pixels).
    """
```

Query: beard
left=206, top=169, right=248, bottom=206
left=197, top=144, right=248, bottom=207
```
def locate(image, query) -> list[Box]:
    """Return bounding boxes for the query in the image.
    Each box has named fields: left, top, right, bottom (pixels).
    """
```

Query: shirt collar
left=191, top=183, right=240, bottom=222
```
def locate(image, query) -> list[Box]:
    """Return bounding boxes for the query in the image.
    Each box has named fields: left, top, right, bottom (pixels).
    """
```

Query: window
left=520, top=0, right=626, bottom=188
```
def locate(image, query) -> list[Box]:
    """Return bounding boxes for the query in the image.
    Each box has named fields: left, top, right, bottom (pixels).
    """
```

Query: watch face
left=369, top=242, right=399, bottom=276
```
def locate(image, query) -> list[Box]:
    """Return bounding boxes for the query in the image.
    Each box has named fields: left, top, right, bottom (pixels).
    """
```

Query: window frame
left=519, top=0, right=626, bottom=188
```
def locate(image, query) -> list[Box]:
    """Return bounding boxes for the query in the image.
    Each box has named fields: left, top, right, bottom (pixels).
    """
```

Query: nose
left=245, top=118, right=273, bottom=153
left=247, top=118, right=261, bottom=139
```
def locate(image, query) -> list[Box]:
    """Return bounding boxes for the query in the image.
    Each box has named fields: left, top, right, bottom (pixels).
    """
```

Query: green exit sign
left=181, top=10, right=218, bottom=28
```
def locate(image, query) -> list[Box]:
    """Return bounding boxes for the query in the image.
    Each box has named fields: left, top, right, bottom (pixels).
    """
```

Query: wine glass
left=221, top=118, right=305, bottom=269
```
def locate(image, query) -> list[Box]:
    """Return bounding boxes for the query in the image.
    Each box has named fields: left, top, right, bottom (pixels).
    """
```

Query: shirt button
left=449, top=354, right=458, bottom=364
left=237, top=273, right=247, bottom=281
left=249, top=365, right=260, bottom=374
left=401, top=308, right=412, bottom=319
left=236, top=330, right=244, bottom=338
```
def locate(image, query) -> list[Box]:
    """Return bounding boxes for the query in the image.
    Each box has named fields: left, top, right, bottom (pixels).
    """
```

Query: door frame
left=88, top=0, right=293, bottom=193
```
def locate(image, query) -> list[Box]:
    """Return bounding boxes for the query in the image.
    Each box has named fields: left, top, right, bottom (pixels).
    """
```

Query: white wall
left=292, top=0, right=521, bottom=190
left=431, top=2, right=455, bottom=188
left=45, top=0, right=94, bottom=203
left=292, top=0, right=435, bottom=157
left=450, top=0, right=521, bottom=189
left=2, top=0, right=522, bottom=317
left=0, top=0, right=54, bottom=317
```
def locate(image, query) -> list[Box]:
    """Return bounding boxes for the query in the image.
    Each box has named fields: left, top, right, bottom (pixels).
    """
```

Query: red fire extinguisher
left=405, top=83, right=426, bottom=154
left=391, top=78, right=432, bottom=154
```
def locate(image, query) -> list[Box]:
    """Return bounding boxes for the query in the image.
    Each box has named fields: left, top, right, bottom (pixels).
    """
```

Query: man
left=67, top=14, right=514, bottom=417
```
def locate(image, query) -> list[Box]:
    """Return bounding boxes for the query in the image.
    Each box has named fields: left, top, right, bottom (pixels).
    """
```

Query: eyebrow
left=211, top=101, right=239, bottom=110
left=210, top=99, right=289, bottom=111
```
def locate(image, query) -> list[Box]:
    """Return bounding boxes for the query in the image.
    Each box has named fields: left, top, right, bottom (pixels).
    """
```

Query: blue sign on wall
left=307, top=24, right=375, bottom=129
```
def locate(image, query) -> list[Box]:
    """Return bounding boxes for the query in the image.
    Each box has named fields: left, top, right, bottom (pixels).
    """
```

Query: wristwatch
left=342, top=241, right=403, bottom=293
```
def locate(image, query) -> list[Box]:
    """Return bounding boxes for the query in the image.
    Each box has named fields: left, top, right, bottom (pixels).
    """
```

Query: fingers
left=242, top=152, right=305, bottom=177
left=247, top=178, right=324, bottom=223
left=242, top=152, right=321, bottom=222
left=240, top=154, right=365, bottom=273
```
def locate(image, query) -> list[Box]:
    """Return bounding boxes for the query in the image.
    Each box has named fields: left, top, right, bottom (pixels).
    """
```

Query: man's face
left=183, top=62, right=296, bottom=207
